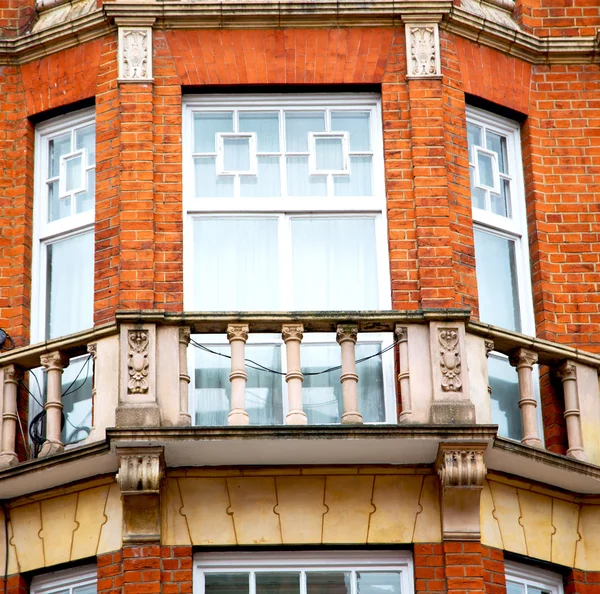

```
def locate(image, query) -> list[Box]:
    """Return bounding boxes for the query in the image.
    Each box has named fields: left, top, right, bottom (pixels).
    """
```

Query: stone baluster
left=557, top=360, right=587, bottom=461
left=395, top=326, right=412, bottom=422
left=227, top=324, right=250, bottom=426
left=336, top=324, right=362, bottom=424
left=509, top=348, right=543, bottom=448
left=39, top=351, right=69, bottom=457
left=282, top=324, right=307, bottom=425
left=178, top=328, right=192, bottom=426
left=0, top=364, right=23, bottom=468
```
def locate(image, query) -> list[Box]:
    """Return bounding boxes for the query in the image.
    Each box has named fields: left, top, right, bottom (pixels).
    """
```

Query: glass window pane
left=474, top=228, right=522, bottom=332
left=76, top=169, right=95, bottom=214
left=285, top=112, right=325, bottom=152
left=76, top=125, right=96, bottom=165
left=61, top=354, right=93, bottom=445
left=194, top=157, right=234, bottom=198
left=467, top=123, right=482, bottom=161
left=315, top=137, right=344, bottom=171
left=48, top=180, right=70, bottom=222
left=204, top=573, right=249, bottom=594
left=488, top=354, right=522, bottom=441
left=239, top=112, right=280, bottom=152
left=307, top=572, right=350, bottom=594
left=194, top=343, right=282, bottom=426
left=528, top=588, right=551, bottom=594
left=256, top=572, right=300, bottom=594
left=507, top=582, right=525, bottom=594
left=240, top=156, right=281, bottom=198
left=470, top=166, right=485, bottom=210
left=357, top=572, right=402, bottom=594
left=73, top=585, right=95, bottom=594
left=287, top=157, right=327, bottom=197
left=486, top=130, right=508, bottom=174
left=49, top=133, right=71, bottom=178
left=193, top=218, right=279, bottom=310
left=194, top=112, right=234, bottom=153
left=64, top=154, right=83, bottom=193
left=46, top=232, right=94, bottom=340
left=291, top=218, right=378, bottom=310
left=223, top=137, right=251, bottom=172
left=490, top=191, right=507, bottom=217
left=331, top=111, right=371, bottom=151
left=334, top=156, right=373, bottom=196
left=477, top=151, right=495, bottom=188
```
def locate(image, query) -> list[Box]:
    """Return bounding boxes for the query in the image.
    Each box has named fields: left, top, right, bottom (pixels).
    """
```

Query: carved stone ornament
left=439, top=328, right=462, bottom=392
left=282, top=324, right=304, bottom=342
left=557, top=360, right=576, bottom=381
left=127, top=330, right=150, bottom=395
left=227, top=324, right=249, bottom=343
left=437, top=447, right=486, bottom=488
left=119, top=27, right=152, bottom=81
left=116, top=447, right=164, bottom=494
left=406, top=23, right=441, bottom=78
left=336, top=325, right=358, bottom=344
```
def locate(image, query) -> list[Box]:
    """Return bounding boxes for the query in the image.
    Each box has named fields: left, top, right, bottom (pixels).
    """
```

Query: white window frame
left=193, top=551, right=414, bottom=594
left=31, top=107, right=96, bottom=344
left=31, top=565, right=97, bottom=594
left=505, top=561, right=564, bottom=594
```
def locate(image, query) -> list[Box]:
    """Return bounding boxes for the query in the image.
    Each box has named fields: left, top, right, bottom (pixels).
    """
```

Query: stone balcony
left=1, top=310, right=600, bottom=498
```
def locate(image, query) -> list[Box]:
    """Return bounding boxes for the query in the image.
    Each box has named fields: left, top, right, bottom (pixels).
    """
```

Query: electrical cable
left=0, top=8, right=37, bottom=35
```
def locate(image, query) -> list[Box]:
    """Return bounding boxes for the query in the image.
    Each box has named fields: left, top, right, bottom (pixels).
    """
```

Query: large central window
left=183, top=95, right=392, bottom=425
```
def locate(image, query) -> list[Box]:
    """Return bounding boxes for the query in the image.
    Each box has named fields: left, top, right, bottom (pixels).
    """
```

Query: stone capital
left=282, top=324, right=304, bottom=342
left=557, top=360, right=576, bottom=382
left=227, top=324, right=249, bottom=343
left=178, top=327, right=191, bottom=345
left=509, top=347, right=538, bottom=369
left=336, top=324, right=358, bottom=344
left=3, top=364, right=23, bottom=384
left=40, top=350, right=69, bottom=372
left=484, top=340, right=494, bottom=357
left=394, top=325, right=408, bottom=343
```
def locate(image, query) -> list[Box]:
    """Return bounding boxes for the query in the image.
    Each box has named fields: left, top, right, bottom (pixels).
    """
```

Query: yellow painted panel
left=575, top=505, right=600, bottom=571
left=228, top=477, right=281, bottom=545
left=480, top=480, right=503, bottom=549
left=413, top=475, right=441, bottom=543
left=163, top=478, right=191, bottom=546
left=0, top=506, right=19, bottom=575
left=72, top=486, right=110, bottom=560
left=551, top=498, right=580, bottom=568
left=323, top=476, right=374, bottom=543
left=368, top=475, right=423, bottom=543
left=180, top=478, right=236, bottom=545
left=98, top=482, right=122, bottom=554
left=10, top=503, right=44, bottom=572
left=275, top=476, right=326, bottom=544
left=40, top=494, right=78, bottom=566
left=518, top=490, right=553, bottom=561
left=488, top=481, right=527, bottom=556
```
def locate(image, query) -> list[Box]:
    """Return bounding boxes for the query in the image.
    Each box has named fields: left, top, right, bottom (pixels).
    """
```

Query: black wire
left=0, top=8, right=37, bottom=35
left=0, top=334, right=14, bottom=351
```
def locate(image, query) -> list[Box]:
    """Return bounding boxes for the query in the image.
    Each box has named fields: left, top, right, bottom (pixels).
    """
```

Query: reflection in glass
left=60, top=354, right=93, bottom=445
left=486, top=130, right=508, bottom=174
left=49, top=133, right=70, bottom=177
left=205, top=573, right=249, bottom=594
left=256, top=573, right=300, bottom=594
left=307, top=572, right=350, bottom=594
left=488, top=354, right=522, bottom=441
left=357, top=572, right=402, bottom=594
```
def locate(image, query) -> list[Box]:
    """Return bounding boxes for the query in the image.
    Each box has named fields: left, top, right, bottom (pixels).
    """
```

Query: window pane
left=239, top=112, right=280, bottom=152
left=469, top=166, right=485, bottom=210
left=256, top=573, right=300, bottom=594
left=331, top=111, right=371, bottom=151
left=64, top=154, right=83, bottom=193
left=486, top=131, right=508, bottom=174
left=46, top=231, right=94, bottom=339
left=61, top=354, right=93, bottom=445
left=507, top=582, right=525, bottom=594
left=357, top=572, right=402, bottom=594
left=194, top=343, right=282, bottom=426
left=76, top=125, right=96, bottom=165
left=287, top=157, right=327, bottom=197
left=194, top=112, right=234, bottom=152
left=291, top=218, right=378, bottom=309
left=49, top=133, right=71, bottom=178
left=193, top=218, right=279, bottom=310
left=334, top=156, right=373, bottom=196
left=477, top=151, right=495, bottom=188
left=489, top=354, right=522, bottom=441
left=285, top=112, right=325, bottom=152
left=205, top=574, right=249, bottom=594
left=76, top=169, right=95, bottom=214
left=223, top=137, right=251, bottom=172
left=473, top=228, right=522, bottom=332
left=528, top=588, right=551, bottom=594
left=194, top=157, right=234, bottom=198
left=315, top=137, right=344, bottom=171
left=467, top=123, right=482, bottom=161
left=240, top=157, right=280, bottom=198
left=306, top=572, right=350, bottom=594
left=48, top=180, right=70, bottom=222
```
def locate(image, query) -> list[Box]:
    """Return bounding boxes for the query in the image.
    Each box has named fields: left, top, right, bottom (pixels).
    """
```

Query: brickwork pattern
left=481, top=546, right=507, bottom=594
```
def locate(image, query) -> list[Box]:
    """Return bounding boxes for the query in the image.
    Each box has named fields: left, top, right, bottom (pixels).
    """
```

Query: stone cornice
left=0, top=0, right=598, bottom=66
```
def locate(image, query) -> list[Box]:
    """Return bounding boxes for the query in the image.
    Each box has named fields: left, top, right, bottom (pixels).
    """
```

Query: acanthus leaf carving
left=127, top=330, right=149, bottom=395
left=116, top=447, right=164, bottom=494
left=436, top=446, right=487, bottom=488
left=407, top=24, right=440, bottom=78
left=439, top=328, right=462, bottom=392
left=119, top=27, right=152, bottom=81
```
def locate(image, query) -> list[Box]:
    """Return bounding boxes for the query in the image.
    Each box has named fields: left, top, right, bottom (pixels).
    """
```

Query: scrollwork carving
left=437, top=447, right=486, bottom=488
left=407, top=25, right=440, bottom=77
left=336, top=325, right=358, bottom=344
left=127, top=330, right=149, bottom=395
left=121, top=28, right=149, bottom=80
left=116, top=448, right=164, bottom=493
left=439, top=328, right=462, bottom=392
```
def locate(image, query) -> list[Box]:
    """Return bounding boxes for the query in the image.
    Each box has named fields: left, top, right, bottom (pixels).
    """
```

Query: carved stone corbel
left=404, top=21, right=441, bottom=79
left=435, top=442, right=488, bottom=541
left=117, top=23, right=154, bottom=82
left=116, top=447, right=165, bottom=543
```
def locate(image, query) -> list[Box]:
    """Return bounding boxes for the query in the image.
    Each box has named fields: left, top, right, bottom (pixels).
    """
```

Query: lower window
left=194, top=552, right=413, bottom=594
left=31, top=565, right=96, bottom=594
left=505, top=561, right=563, bottom=594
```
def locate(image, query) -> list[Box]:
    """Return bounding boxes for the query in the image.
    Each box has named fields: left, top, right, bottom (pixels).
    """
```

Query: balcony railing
left=0, top=311, right=599, bottom=469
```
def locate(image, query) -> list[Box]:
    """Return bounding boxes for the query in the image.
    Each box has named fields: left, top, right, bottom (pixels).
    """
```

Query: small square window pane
left=331, top=111, right=371, bottom=151
left=49, top=133, right=71, bottom=178
left=477, top=151, right=496, bottom=189
left=486, top=130, right=508, bottom=174
left=204, top=573, right=249, bottom=594
left=223, top=137, right=251, bottom=172
left=467, top=123, right=482, bottom=160
left=239, top=112, right=280, bottom=152
left=287, top=157, right=327, bottom=197
left=76, top=125, right=96, bottom=165
left=334, top=156, right=373, bottom=196
left=194, top=112, right=234, bottom=153
left=470, top=166, right=485, bottom=210
left=528, top=588, right=551, bottom=594
left=240, top=156, right=280, bottom=198
left=61, top=354, right=93, bottom=445
left=285, top=112, right=325, bottom=152
left=64, top=154, right=84, bottom=193
left=489, top=354, right=522, bottom=441
left=357, top=572, right=402, bottom=594
left=306, top=572, right=350, bottom=594
left=315, top=137, right=344, bottom=171
left=194, top=157, right=234, bottom=198
left=76, top=169, right=95, bottom=214
left=48, top=180, right=70, bottom=222
left=73, top=585, right=95, bottom=594
left=256, top=572, right=300, bottom=594
left=474, top=228, right=522, bottom=332
left=507, top=582, right=525, bottom=594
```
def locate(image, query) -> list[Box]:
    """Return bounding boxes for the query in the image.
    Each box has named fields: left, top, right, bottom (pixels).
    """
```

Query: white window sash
left=504, top=560, right=564, bottom=594
left=31, top=565, right=97, bottom=594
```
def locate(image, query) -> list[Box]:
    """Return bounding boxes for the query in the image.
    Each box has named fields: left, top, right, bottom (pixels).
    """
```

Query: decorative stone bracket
left=116, top=447, right=165, bottom=543
left=404, top=20, right=441, bottom=79
left=435, top=442, right=487, bottom=541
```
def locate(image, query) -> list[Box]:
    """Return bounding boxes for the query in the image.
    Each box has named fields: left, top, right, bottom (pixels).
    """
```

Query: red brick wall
left=0, top=0, right=35, bottom=39
left=0, top=575, right=27, bottom=594
left=514, top=0, right=600, bottom=37
left=482, top=546, right=507, bottom=594
left=565, top=569, right=600, bottom=594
